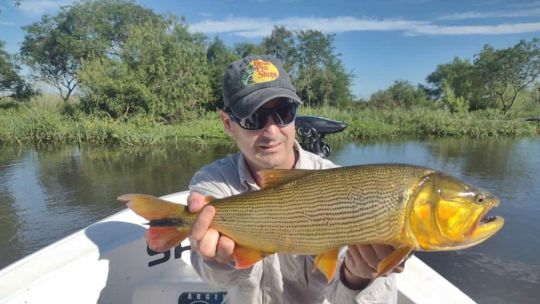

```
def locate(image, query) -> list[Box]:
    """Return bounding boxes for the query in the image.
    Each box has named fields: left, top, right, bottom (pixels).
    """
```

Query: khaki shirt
left=189, top=142, right=397, bottom=304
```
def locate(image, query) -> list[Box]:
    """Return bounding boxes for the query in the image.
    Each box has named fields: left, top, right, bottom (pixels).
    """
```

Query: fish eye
left=475, top=194, right=485, bottom=204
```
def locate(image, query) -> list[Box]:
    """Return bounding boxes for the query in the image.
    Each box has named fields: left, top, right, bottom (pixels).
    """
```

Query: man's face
left=221, top=98, right=297, bottom=172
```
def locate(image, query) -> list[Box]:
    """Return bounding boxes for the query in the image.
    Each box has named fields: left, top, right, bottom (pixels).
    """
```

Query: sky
left=1, top=0, right=540, bottom=98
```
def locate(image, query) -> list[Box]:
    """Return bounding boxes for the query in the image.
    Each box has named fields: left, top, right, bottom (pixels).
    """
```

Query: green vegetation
left=1, top=0, right=539, bottom=146
left=1, top=95, right=538, bottom=146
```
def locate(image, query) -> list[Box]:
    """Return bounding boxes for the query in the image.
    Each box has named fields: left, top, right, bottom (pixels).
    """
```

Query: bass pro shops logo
left=240, top=59, right=280, bottom=86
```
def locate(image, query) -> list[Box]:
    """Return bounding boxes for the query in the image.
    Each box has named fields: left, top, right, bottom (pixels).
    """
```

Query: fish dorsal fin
left=259, top=169, right=314, bottom=189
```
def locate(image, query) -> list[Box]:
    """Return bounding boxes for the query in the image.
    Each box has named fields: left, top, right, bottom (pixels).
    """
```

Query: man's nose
left=261, top=114, right=280, bottom=135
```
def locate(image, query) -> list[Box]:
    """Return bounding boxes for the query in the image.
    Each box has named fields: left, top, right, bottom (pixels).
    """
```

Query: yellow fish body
left=119, top=164, right=504, bottom=282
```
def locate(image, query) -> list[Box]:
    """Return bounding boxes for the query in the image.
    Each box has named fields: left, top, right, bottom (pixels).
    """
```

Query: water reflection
left=0, top=140, right=235, bottom=268
left=1, top=137, right=539, bottom=304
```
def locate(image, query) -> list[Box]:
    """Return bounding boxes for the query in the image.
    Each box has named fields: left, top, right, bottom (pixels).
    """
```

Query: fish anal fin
left=313, top=249, right=339, bottom=282
left=375, top=246, right=413, bottom=278
left=118, top=194, right=185, bottom=220
left=259, top=169, right=314, bottom=189
left=233, top=246, right=268, bottom=269
left=145, top=226, right=189, bottom=252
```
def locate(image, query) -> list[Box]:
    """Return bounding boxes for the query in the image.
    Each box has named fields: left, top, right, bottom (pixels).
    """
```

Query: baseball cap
left=222, top=54, right=302, bottom=119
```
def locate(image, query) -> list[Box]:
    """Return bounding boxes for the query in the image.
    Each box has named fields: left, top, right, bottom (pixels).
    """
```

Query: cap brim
left=230, top=87, right=302, bottom=119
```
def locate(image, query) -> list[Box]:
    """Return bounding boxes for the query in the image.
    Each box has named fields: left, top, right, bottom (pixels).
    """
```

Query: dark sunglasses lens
left=274, top=103, right=297, bottom=125
left=235, top=101, right=297, bottom=130
left=239, top=111, right=264, bottom=130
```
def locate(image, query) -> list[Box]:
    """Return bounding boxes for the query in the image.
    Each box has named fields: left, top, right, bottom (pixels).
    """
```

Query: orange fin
left=375, top=246, right=413, bottom=277
left=313, top=249, right=339, bottom=282
left=259, top=169, right=314, bottom=189
left=145, top=226, right=189, bottom=252
left=204, top=195, right=216, bottom=204
left=118, top=194, right=186, bottom=220
left=233, top=245, right=268, bottom=269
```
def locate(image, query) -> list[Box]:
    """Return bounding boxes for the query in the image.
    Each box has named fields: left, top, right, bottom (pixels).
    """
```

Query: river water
left=1, top=137, right=539, bottom=303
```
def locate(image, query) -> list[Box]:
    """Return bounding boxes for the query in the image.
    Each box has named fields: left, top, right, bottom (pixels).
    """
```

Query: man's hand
left=341, top=244, right=406, bottom=290
left=188, top=192, right=235, bottom=264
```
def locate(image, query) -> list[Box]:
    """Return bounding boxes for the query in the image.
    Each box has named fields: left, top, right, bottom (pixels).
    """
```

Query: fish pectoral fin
left=258, top=169, right=315, bottom=189
left=375, top=246, right=413, bottom=278
left=313, top=249, right=339, bottom=283
left=233, top=246, right=269, bottom=269
left=145, top=226, right=189, bottom=252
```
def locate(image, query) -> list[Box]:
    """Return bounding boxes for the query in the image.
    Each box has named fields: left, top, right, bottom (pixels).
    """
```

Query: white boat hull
left=0, top=191, right=475, bottom=304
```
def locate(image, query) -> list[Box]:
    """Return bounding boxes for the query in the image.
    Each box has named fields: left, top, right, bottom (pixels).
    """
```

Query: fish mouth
left=466, top=199, right=504, bottom=244
left=479, top=215, right=501, bottom=225
left=478, top=198, right=503, bottom=227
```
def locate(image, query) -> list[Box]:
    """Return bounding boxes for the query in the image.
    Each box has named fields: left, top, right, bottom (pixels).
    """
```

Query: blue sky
left=1, top=0, right=540, bottom=98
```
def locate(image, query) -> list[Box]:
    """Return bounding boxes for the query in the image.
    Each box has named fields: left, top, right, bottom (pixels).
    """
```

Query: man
left=187, top=54, right=401, bottom=303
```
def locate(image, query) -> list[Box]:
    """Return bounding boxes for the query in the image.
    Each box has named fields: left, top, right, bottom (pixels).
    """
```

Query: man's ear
left=219, top=110, right=234, bottom=136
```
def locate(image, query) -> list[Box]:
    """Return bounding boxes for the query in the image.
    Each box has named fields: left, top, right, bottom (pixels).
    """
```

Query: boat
left=0, top=190, right=476, bottom=304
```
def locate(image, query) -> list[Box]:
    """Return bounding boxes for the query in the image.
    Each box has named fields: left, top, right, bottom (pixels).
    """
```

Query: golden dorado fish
left=119, top=164, right=504, bottom=282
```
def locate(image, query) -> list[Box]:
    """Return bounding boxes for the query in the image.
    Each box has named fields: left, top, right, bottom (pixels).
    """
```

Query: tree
left=473, top=39, right=540, bottom=113
left=262, top=26, right=296, bottom=71
left=0, top=41, right=35, bottom=101
left=292, top=30, right=353, bottom=106
left=426, top=57, right=474, bottom=103
left=20, top=0, right=163, bottom=102
left=233, top=42, right=264, bottom=58
left=369, top=80, right=427, bottom=109
left=441, top=79, right=468, bottom=113
left=79, top=17, right=211, bottom=121
left=206, top=37, right=239, bottom=109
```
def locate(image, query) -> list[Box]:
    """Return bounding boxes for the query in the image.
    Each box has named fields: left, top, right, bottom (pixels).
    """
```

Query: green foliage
left=472, top=39, right=540, bottom=113
left=426, top=57, right=473, bottom=102
left=368, top=80, right=428, bottom=109
left=0, top=41, right=36, bottom=101
left=441, top=80, right=468, bottom=113
left=206, top=37, right=240, bottom=109
left=427, top=39, right=540, bottom=114
left=301, top=106, right=539, bottom=140
left=233, top=42, right=265, bottom=58
left=20, top=0, right=163, bottom=102
left=78, top=18, right=211, bottom=122
left=262, top=26, right=297, bottom=71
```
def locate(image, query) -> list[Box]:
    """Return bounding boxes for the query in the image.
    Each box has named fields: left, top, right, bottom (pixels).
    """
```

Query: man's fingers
left=215, top=236, right=235, bottom=263
left=198, top=228, right=219, bottom=260
left=346, top=247, right=375, bottom=279
left=187, top=192, right=207, bottom=213
left=356, top=245, right=380, bottom=270
left=372, top=244, right=394, bottom=260
left=190, top=205, right=215, bottom=241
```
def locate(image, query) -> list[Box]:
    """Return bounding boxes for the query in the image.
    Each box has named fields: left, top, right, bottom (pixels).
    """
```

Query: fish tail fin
left=118, top=193, right=190, bottom=252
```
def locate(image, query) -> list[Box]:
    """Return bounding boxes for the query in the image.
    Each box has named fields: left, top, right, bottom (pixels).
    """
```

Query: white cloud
left=190, top=16, right=428, bottom=38
left=17, top=0, right=75, bottom=15
left=409, top=22, right=540, bottom=36
left=0, top=20, right=16, bottom=26
left=438, top=8, right=540, bottom=20
left=189, top=16, right=540, bottom=37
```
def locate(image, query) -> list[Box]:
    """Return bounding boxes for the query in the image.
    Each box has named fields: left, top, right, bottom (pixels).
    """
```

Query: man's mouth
left=258, top=142, right=282, bottom=150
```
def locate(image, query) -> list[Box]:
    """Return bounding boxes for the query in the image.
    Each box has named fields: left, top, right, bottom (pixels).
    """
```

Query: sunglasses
left=228, top=101, right=298, bottom=131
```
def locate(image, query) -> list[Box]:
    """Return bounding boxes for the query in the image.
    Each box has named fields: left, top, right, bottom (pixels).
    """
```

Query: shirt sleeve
left=188, top=168, right=258, bottom=288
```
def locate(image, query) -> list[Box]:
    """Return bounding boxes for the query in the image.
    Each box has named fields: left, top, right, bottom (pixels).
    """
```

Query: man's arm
left=188, top=192, right=254, bottom=286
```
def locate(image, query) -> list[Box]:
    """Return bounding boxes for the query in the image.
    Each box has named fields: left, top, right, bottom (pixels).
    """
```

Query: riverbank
left=1, top=98, right=538, bottom=145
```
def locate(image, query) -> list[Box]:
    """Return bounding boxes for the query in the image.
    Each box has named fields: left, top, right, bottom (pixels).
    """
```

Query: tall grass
left=300, top=106, right=540, bottom=140
left=1, top=97, right=538, bottom=146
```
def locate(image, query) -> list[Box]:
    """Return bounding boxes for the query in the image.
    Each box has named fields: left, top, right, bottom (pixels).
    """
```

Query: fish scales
left=209, top=165, right=433, bottom=254
left=121, top=163, right=504, bottom=281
